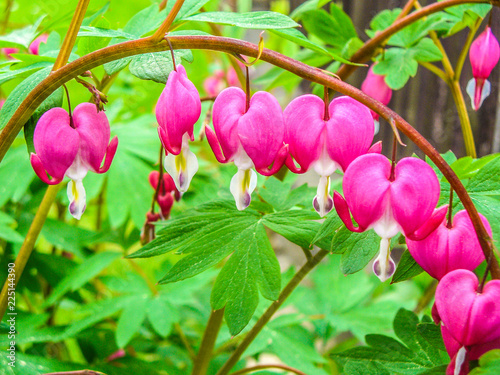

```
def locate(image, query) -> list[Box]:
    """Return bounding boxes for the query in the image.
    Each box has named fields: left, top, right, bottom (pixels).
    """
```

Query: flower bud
left=361, top=64, right=392, bottom=133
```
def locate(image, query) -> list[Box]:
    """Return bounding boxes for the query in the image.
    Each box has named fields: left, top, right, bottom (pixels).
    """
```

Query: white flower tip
left=373, top=237, right=395, bottom=282
left=313, top=176, right=333, bottom=217
left=374, top=119, right=380, bottom=135
left=466, top=78, right=491, bottom=110
left=164, top=146, right=199, bottom=193
left=230, top=168, right=257, bottom=211
left=67, top=179, right=86, bottom=220
left=454, top=346, right=467, bottom=375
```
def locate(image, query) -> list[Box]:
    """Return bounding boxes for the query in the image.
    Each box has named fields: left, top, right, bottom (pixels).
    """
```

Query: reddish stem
left=323, top=86, right=330, bottom=121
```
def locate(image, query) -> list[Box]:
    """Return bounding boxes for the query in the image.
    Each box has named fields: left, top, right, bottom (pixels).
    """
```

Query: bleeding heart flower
left=434, top=269, right=500, bottom=375
left=29, top=34, right=49, bottom=55
left=30, top=103, right=118, bottom=219
left=148, top=171, right=179, bottom=219
left=361, top=64, right=392, bottom=134
left=333, top=154, right=446, bottom=281
left=2, top=47, right=19, bottom=59
left=466, top=26, right=500, bottom=110
left=156, top=64, right=201, bottom=193
left=284, top=95, right=381, bottom=217
left=206, top=87, right=287, bottom=210
left=203, top=69, right=226, bottom=97
left=407, top=210, right=492, bottom=280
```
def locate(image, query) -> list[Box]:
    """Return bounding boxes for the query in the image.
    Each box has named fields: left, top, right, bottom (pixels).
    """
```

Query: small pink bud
left=203, top=69, right=226, bottom=96
left=148, top=171, right=178, bottom=219
left=30, top=103, right=118, bottom=219
left=28, top=34, right=49, bottom=55
left=156, top=65, right=201, bottom=193
left=333, top=154, right=444, bottom=281
left=435, top=269, right=500, bottom=375
left=206, top=87, right=286, bottom=210
left=361, top=64, right=392, bottom=132
left=467, top=27, right=500, bottom=110
left=284, top=95, right=377, bottom=217
left=407, top=210, right=492, bottom=280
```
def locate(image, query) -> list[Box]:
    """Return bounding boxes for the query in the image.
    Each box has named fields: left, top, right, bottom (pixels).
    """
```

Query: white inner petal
left=67, top=179, right=86, bottom=220
left=454, top=346, right=467, bottom=375
left=312, top=145, right=340, bottom=177
left=232, top=146, right=254, bottom=171
left=374, top=119, right=380, bottom=135
left=65, top=150, right=90, bottom=181
left=372, top=237, right=395, bottom=282
left=372, top=204, right=401, bottom=239
left=466, top=78, right=491, bottom=110
left=164, top=134, right=199, bottom=193
left=313, top=175, right=333, bottom=217
left=230, top=168, right=257, bottom=211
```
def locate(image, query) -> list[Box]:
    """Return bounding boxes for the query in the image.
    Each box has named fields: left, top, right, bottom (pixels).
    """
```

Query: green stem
left=215, top=249, right=329, bottom=375
left=419, top=61, right=448, bottom=82
left=175, top=322, right=196, bottom=360
left=53, top=0, right=91, bottom=71
left=230, top=364, right=306, bottom=375
left=191, top=308, right=225, bottom=375
left=455, top=17, right=482, bottom=79
left=450, top=79, right=477, bottom=157
left=0, top=184, right=60, bottom=321
left=0, top=36, right=497, bottom=277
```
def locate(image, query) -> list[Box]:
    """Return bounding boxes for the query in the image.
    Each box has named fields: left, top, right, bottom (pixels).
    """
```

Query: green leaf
left=417, top=323, right=446, bottom=352
left=373, top=47, right=418, bottom=90
left=391, top=250, right=424, bottom=283
left=24, top=87, right=64, bottom=154
left=211, top=223, right=281, bottom=335
left=290, top=0, right=331, bottom=20
left=259, top=177, right=312, bottom=211
left=262, top=210, right=321, bottom=249
left=0, top=66, right=52, bottom=130
left=116, top=294, right=149, bottom=348
left=185, top=11, right=299, bottom=29
left=301, top=9, right=356, bottom=49
left=412, top=38, right=443, bottom=62
left=329, top=228, right=379, bottom=273
left=0, top=145, right=35, bottom=207
left=129, top=50, right=193, bottom=83
left=333, top=309, right=444, bottom=374
left=312, top=212, right=342, bottom=246
left=78, top=26, right=136, bottom=39
left=467, top=156, right=500, bottom=195
left=44, top=252, right=121, bottom=306
left=470, top=350, right=500, bottom=374
left=0, top=212, right=24, bottom=243
left=438, top=2, right=492, bottom=36
left=0, top=16, right=45, bottom=48
left=147, top=296, right=179, bottom=337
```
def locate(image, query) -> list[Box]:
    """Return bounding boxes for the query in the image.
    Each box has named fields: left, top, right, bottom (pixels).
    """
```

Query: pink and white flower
left=361, top=64, right=392, bottom=133
left=30, top=103, right=118, bottom=219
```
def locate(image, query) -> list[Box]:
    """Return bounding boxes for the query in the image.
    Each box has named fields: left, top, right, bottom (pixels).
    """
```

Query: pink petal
left=33, top=107, right=79, bottom=181
left=256, top=143, right=288, bottom=176
left=28, top=34, right=49, bottom=55
left=470, top=27, right=500, bottom=80
left=72, top=103, right=111, bottom=173
left=237, top=91, right=284, bottom=169
left=342, top=153, right=391, bottom=231
left=284, top=94, right=326, bottom=171
left=95, top=136, right=118, bottom=174
left=325, top=96, right=375, bottom=172
left=361, top=65, right=393, bottom=121
left=212, top=87, right=246, bottom=161
left=155, top=65, right=201, bottom=154
left=390, top=157, right=440, bottom=236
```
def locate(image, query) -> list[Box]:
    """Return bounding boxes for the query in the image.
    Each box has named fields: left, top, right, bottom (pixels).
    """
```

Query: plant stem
left=336, top=0, right=500, bottom=79
left=175, top=322, right=196, bottom=360
left=215, top=249, right=329, bottom=375
left=449, top=79, right=477, bottom=157
left=0, top=34, right=498, bottom=277
left=126, top=259, right=158, bottom=296
left=191, top=308, right=225, bottom=375
left=230, top=364, right=306, bottom=375
left=419, top=62, right=448, bottom=82
left=151, top=0, right=185, bottom=43
left=0, top=184, right=60, bottom=321
left=53, top=0, right=90, bottom=71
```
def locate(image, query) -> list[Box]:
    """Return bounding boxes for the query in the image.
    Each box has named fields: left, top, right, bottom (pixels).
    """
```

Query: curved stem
left=191, top=308, right=225, bottom=375
left=0, top=37, right=498, bottom=276
left=450, top=79, right=477, bottom=157
left=230, top=364, right=306, bottom=375
left=0, top=184, right=61, bottom=321
left=336, top=0, right=500, bottom=79
left=419, top=61, right=448, bottom=81
left=215, top=249, right=329, bottom=375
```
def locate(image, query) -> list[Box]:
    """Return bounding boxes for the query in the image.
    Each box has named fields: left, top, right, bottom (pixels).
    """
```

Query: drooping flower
left=434, top=269, right=500, bottom=375
left=30, top=103, right=118, bottom=219
left=1, top=47, right=19, bottom=59
left=466, top=26, right=500, bottom=110
left=203, top=69, right=226, bottom=97
left=148, top=171, right=179, bottom=219
left=156, top=64, right=201, bottom=193
left=206, top=87, right=287, bottom=210
left=284, top=95, right=381, bottom=217
left=333, top=154, right=447, bottom=281
left=361, top=64, right=392, bottom=134
left=407, top=209, right=492, bottom=280
left=29, top=34, right=49, bottom=55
